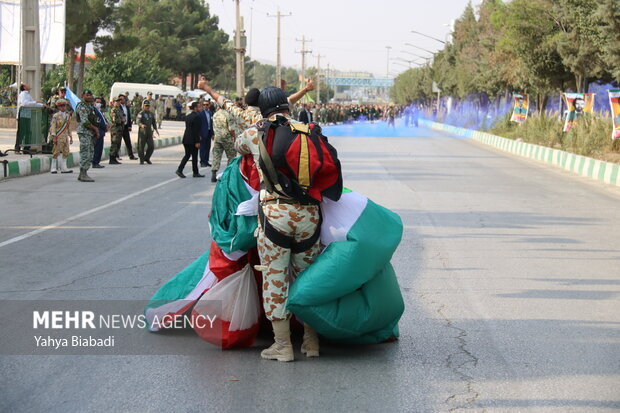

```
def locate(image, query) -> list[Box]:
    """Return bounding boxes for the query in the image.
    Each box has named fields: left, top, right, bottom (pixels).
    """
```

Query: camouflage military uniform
left=233, top=113, right=321, bottom=322
left=220, top=99, right=262, bottom=131
left=75, top=101, right=98, bottom=170
left=211, top=108, right=237, bottom=173
left=49, top=111, right=72, bottom=158
left=136, top=108, right=158, bottom=163
left=109, top=105, right=125, bottom=160
left=154, top=98, right=164, bottom=128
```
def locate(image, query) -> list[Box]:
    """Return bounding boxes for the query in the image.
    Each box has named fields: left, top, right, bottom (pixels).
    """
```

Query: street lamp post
left=411, top=30, right=446, bottom=44
left=385, top=46, right=392, bottom=78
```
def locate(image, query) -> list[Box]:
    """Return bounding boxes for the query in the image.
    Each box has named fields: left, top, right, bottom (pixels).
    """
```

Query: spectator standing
left=14, top=83, right=44, bottom=152
left=75, top=89, right=99, bottom=182
left=48, top=98, right=73, bottom=174
left=199, top=99, right=214, bottom=167
left=109, top=97, right=125, bottom=164
left=176, top=101, right=204, bottom=178
left=299, top=103, right=313, bottom=124
left=136, top=100, right=159, bottom=164
left=92, top=96, right=108, bottom=169
left=118, top=95, right=137, bottom=160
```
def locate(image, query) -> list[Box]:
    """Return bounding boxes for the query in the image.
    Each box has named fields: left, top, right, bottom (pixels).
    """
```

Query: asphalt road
left=0, top=127, right=618, bottom=412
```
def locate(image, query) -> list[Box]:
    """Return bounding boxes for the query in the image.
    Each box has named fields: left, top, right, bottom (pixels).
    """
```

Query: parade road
left=0, top=127, right=619, bottom=412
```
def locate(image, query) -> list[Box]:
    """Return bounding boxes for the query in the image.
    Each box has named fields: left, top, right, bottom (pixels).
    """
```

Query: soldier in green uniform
left=155, top=96, right=165, bottom=129
left=210, top=106, right=237, bottom=182
left=75, top=89, right=99, bottom=182
left=109, top=97, right=125, bottom=165
left=131, top=93, right=143, bottom=120
left=137, top=100, right=159, bottom=164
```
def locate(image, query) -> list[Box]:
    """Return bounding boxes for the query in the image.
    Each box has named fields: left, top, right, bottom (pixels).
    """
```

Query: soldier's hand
left=305, top=80, right=316, bottom=92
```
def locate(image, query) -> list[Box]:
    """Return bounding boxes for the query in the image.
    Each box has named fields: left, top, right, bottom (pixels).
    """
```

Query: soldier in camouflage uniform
left=155, top=96, right=165, bottom=128
left=75, top=89, right=99, bottom=182
left=210, top=107, right=237, bottom=182
left=131, top=93, right=143, bottom=120
left=109, top=97, right=125, bottom=164
left=48, top=98, right=73, bottom=174
left=136, top=100, right=159, bottom=164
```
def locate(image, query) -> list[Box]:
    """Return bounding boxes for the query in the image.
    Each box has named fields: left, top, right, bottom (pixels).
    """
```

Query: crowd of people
left=10, top=79, right=423, bottom=181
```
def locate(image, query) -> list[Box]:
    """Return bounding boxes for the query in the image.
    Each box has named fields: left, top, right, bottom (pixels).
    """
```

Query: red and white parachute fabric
left=145, top=156, right=263, bottom=349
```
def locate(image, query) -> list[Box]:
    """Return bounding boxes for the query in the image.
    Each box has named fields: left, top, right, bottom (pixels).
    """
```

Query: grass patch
left=489, top=113, right=620, bottom=163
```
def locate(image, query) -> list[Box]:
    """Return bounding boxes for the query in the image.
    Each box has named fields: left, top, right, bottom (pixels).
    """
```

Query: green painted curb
left=420, top=119, right=620, bottom=187
left=2, top=135, right=183, bottom=180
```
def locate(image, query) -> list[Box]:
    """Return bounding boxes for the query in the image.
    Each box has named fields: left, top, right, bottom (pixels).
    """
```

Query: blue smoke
left=323, top=119, right=456, bottom=138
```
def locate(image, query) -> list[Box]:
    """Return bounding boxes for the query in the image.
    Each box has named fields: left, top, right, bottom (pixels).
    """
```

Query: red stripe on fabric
left=191, top=312, right=260, bottom=349
left=208, top=241, right=247, bottom=281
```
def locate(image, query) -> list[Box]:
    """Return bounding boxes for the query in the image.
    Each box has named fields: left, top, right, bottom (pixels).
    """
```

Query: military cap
left=142, top=100, right=151, bottom=106
left=83, top=89, right=93, bottom=95
left=59, top=86, right=66, bottom=92
left=56, top=99, right=68, bottom=105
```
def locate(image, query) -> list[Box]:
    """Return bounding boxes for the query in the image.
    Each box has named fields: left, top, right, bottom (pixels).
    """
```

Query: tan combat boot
left=261, top=319, right=294, bottom=362
left=301, top=322, right=320, bottom=358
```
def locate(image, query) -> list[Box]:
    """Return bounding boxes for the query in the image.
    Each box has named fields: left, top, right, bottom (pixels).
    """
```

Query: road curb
left=420, top=119, right=620, bottom=187
left=1, top=136, right=183, bottom=180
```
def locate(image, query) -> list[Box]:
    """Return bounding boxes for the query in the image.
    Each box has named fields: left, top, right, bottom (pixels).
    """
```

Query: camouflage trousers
left=109, top=129, right=122, bottom=159
left=211, top=137, right=237, bottom=172
left=52, top=136, right=70, bottom=158
left=257, top=203, right=321, bottom=322
left=78, top=133, right=94, bottom=170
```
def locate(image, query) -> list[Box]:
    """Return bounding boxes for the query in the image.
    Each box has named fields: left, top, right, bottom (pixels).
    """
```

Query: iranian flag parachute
left=145, top=156, right=404, bottom=348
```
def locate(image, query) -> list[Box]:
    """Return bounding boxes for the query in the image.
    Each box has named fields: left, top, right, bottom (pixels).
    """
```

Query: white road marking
left=0, top=177, right=179, bottom=249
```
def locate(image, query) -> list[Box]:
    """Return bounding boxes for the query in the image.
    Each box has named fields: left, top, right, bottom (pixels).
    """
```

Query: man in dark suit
left=92, top=96, right=108, bottom=169
left=299, top=103, right=313, bottom=124
left=118, top=95, right=137, bottom=160
left=199, top=100, right=214, bottom=167
left=176, top=101, right=205, bottom=178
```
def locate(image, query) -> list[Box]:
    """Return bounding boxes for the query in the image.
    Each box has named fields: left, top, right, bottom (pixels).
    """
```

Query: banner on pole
left=0, top=0, right=65, bottom=65
left=510, top=93, right=528, bottom=123
left=609, top=89, right=620, bottom=140
left=563, top=92, right=595, bottom=132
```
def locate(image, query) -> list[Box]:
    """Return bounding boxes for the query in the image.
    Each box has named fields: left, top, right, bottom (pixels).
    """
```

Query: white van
left=109, top=82, right=184, bottom=101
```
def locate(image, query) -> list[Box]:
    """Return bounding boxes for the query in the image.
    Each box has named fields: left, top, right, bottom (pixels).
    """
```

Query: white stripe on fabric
left=320, top=191, right=368, bottom=245
left=145, top=266, right=218, bottom=331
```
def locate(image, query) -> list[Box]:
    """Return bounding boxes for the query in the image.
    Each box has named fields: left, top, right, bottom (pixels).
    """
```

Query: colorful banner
left=510, top=93, right=529, bottom=123
left=563, top=92, right=595, bottom=132
left=609, top=89, right=620, bottom=140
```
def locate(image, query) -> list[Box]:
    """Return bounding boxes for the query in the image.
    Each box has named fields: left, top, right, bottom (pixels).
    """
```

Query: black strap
left=258, top=204, right=322, bottom=254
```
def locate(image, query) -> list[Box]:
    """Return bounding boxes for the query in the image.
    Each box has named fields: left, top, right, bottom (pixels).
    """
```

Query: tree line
left=391, top=0, right=620, bottom=112
left=32, top=0, right=333, bottom=101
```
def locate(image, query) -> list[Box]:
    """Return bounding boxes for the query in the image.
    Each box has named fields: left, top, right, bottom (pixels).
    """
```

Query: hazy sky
left=205, top=0, right=482, bottom=78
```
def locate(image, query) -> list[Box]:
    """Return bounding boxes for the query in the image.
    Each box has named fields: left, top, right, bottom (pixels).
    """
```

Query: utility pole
left=20, top=0, right=41, bottom=100
left=267, top=9, right=291, bottom=88
left=296, top=36, right=312, bottom=89
left=234, top=0, right=246, bottom=98
left=326, top=63, right=331, bottom=102
left=385, top=46, right=392, bottom=78
left=315, top=54, right=325, bottom=104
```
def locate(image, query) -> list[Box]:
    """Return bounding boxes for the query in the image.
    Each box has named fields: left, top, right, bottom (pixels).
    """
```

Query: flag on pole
left=64, top=85, right=81, bottom=110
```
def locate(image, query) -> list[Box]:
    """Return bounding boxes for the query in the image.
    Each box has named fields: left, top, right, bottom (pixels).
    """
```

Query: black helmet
left=245, top=88, right=260, bottom=106
left=258, top=86, right=289, bottom=117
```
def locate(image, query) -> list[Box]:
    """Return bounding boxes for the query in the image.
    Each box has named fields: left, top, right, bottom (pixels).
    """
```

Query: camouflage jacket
left=75, top=101, right=98, bottom=135
left=213, top=109, right=234, bottom=141
left=110, top=106, right=125, bottom=132
left=49, top=111, right=71, bottom=139
left=220, top=98, right=261, bottom=132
